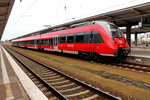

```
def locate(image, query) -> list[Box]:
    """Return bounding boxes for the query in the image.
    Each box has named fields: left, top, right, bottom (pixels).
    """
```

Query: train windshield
left=97, top=21, right=123, bottom=38
left=107, top=24, right=123, bottom=38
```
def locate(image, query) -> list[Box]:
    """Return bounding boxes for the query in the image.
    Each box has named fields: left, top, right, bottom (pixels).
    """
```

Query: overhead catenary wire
left=60, top=0, right=141, bottom=23
left=9, top=0, right=38, bottom=34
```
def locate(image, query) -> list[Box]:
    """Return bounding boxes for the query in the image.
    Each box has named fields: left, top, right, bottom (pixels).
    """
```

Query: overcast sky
left=1, top=0, right=150, bottom=41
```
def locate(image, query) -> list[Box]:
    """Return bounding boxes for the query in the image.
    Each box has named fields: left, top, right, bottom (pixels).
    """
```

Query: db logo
left=119, top=40, right=123, bottom=43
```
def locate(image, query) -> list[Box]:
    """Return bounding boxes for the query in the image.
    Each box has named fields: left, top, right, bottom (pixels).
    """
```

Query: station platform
left=130, top=48, right=150, bottom=58
left=0, top=45, right=48, bottom=100
left=125, top=48, right=150, bottom=66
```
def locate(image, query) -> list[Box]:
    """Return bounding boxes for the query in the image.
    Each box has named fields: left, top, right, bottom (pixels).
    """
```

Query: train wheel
left=38, top=48, right=44, bottom=51
left=93, top=53, right=100, bottom=62
left=79, top=51, right=91, bottom=61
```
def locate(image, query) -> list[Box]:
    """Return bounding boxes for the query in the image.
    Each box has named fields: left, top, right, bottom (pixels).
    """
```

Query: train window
left=34, top=40, right=37, bottom=45
left=89, top=32, right=94, bottom=43
left=41, top=39, right=45, bottom=45
left=26, top=40, right=34, bottom=44
left=27, top=41, right=29, bottom=44
left=23, top=41, right=25, bottom=44
left=28, top=41, right=30, bottom=44
left=67, top=34, right=74, bottom=43
left=31, top=41, right=33, bottom=44
left=76, top=33, right=84, bottom=43
left=84, top=31, right=91, bottom=43
left=37, top=40, right=40, bottom=45
left=93, top=31, right=104, bottom=43
left=29, top=41, right=31, bottom=44
left=49, top=39, right=53, bottom=46
left=59, top=35, right=66, bottom=43
left=45, top=39, right=49, bottom=45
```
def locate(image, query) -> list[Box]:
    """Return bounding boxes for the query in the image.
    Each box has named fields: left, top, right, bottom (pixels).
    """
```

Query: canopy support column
left=126, top=25, right=132, bottom=46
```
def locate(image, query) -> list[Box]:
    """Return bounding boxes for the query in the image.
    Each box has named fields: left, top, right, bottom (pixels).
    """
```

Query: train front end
left=98, top=21, right=131, bottom=57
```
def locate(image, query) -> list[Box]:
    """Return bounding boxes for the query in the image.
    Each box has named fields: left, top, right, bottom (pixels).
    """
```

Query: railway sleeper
left=40, top=87, right=49, bottom=93
left=42, top=71, right=55, bottom=75
left=43, top=73, right=57, bottom=77
left=33, top=69, right=49, bottom=72
left=33, top=80, right=41, bottom=85
left=50, top=97, right=59, bottom=100
left=59, top=86, right=82, bottom=93
left=44, top=92, right=54, bottom=98
left=60, top=86, right=86, bottom=95
left=26, top=72, right=32, bottom=76
left=46, top=77, right=65, bottom=83
left=39, top=70, right=52, bottom=73
left=37, top=84, right=45, bottom=88
left=42, top=75, right=61, bottom=80
left=50, top=81, right=72, bottom=87
left=49, top=80, right=70, bottom=86
left=66, top=90, right=99, bottom=100
left=30, top=77, right=38, bottom=81
left=41, top=73, right=56, bottom=77
left=28, top=75, right=35, bottom=79
left=65, top=90, right=90, bottom=98
left=54, top=83, right=76, bottom=90
left=81, top=94, right=99, bottom=100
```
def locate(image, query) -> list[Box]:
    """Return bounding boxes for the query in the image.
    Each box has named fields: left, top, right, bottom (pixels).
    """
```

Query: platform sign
left=141, top=16, right=150, bottom=27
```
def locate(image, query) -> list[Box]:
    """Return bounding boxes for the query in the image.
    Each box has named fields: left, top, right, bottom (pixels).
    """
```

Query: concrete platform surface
left=125, top=48, right=150, bottom=66
left=130, top=48, right=150, bottom=58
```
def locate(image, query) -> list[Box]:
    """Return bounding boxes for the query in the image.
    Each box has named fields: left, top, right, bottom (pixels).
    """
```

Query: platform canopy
left=121, top=27, right=150, bottom=34
left=43, top=2, right=150, bottom=29
left=84, top=2, right=150, bottom=27
left=0, top=0, right=15, bottom=40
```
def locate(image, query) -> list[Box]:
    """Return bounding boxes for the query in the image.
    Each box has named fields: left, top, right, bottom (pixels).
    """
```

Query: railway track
left=115, top=63, right=150, bottom=72
left=101, top=61, right=150, bottom=73
left=5, top=47, right=120, bottom=100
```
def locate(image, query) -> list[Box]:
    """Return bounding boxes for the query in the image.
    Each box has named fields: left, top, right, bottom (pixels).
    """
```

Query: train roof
left=13, top=22, right=105, bottom=41
left=25, top=35, right=40, bottom=41
left=11, top=20, right=109, bottom=41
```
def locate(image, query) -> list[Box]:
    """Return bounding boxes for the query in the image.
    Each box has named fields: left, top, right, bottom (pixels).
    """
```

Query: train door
left=88, top=31, right=95, bottom=52
left=34, top=39, right=37, bottom=48
left=53, top=35, right=59, bottom=51
left=65, top=34, right=75, bottom=54
left=38, top=34, right=42, bottom=49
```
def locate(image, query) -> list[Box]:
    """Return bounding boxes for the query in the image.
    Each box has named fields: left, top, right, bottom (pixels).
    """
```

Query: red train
left=12, top=21, right=130, bottom=60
